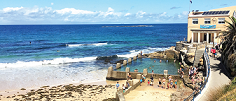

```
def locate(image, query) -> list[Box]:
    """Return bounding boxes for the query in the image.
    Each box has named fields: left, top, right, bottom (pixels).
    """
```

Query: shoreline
left=0, top=80, right=128, bottom=101
left=0, top=46, right=180, bottom=100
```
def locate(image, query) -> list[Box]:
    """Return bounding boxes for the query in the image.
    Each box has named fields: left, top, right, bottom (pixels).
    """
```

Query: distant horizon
left=0, top=23, right=188, bottom=25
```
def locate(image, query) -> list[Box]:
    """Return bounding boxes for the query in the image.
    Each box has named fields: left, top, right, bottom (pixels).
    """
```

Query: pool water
left=115, top=58, right=180, bottom=75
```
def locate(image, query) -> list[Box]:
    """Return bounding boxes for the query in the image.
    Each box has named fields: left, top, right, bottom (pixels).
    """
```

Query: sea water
left=0, top=24, right=187, bottom=91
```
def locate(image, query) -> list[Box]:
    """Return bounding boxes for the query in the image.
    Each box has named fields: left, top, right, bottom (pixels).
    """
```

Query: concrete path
left=196, top=53, right=231, bottom=101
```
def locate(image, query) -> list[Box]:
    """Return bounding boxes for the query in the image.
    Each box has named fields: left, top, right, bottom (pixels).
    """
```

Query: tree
left=219, top=16, right=236, bottom=57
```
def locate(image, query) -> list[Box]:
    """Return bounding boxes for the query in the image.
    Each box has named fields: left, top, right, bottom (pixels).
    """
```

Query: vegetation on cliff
left=207, top=77, right=236, bottom=101
left=219, top=16, right=236, bottom=76
left=207, top=16, right=236, bottom=101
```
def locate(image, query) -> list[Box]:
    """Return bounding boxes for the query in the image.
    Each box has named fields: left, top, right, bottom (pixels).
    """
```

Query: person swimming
left=160, top=60, right=162, bottom=63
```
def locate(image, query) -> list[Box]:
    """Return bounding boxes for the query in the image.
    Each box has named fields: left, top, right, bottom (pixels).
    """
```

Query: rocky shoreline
left=0, top=84, right=117, bottom=101
left=0, top=46, right=194, bottom=101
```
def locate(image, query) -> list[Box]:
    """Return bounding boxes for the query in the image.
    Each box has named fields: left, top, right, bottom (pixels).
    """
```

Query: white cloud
left=160, top=12, right=167, bottom=16
left=136, top=11, right=146, bottom=18
left=3, top=7, right=23, bottom=12
left=55, top=8, right=95, bottom=15
left=0, top=6, right=188, bottom=24
left=107, top=7, right=114, bottom=12
left=124, top=13, right=131, bottom=16
left=51, top=3, right=54, bottom=5
left=182, top=11, right=189, bottom=16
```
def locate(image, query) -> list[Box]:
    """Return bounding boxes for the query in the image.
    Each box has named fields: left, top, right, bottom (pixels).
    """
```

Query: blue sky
left=0, top=0, right=235, bottom=24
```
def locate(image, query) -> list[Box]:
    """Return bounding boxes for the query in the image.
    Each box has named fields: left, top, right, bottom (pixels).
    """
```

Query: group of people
left=157, top=76, right=178, bottom=89
left=206, top=44, right=220, bottom=58
left=138, top=70, right=178, bottom=89
left=140, top=75, right=146, bottom=86
left=188, top=66, right=203, bottom=88
left=116, top=80, right=131, bottom=93
left=178, top=66, right=184, bottom=78
left=145, top=76, right=178, bottom=89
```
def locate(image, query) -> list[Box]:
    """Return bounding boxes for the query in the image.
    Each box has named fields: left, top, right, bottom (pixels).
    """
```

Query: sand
left=0, top=79, right=176, bottom=101
left=0, top=80, right=130, bottom=101
left=125, top=79, right=177, bottom=101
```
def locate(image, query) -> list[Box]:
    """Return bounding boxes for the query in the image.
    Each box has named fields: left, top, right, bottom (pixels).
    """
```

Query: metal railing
left=184, top=46, right=211, bottom=101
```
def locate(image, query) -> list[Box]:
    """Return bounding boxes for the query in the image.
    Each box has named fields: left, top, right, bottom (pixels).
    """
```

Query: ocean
left=0, top=24, right=187, bottom=91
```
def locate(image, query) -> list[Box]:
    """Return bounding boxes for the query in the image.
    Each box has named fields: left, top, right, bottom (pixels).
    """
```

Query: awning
left=190, top=29, right=221, bottom=33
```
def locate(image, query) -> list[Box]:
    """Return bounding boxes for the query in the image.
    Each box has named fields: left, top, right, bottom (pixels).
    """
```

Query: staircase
left=193, top=48, right=205, bottom=66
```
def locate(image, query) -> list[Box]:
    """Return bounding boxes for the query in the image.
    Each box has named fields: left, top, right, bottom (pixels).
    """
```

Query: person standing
left=158, top=77, right=162, bottom=87
left=116, top=82, right=120, bottom=89
left=122, top=84, right=125, bottom=93
left=140, top=79, right=143, bottom=86
left=162, top=77, right=166, bottom=89
left=174, top=79, right=177, bottom=88
left=127, top=72, right=130, bottom=80
left=212, top=48, right=216, bottom=58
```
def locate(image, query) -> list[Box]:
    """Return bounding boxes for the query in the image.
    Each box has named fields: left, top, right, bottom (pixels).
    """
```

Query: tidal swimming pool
left=115, top=58, right=180, bottom=75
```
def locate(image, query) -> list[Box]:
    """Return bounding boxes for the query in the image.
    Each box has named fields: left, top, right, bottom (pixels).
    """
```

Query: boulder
left=148, top=52, right=164, bottom=58
left=165, top=50, right=177, bottom=59
left=183, top=53, right=195, bottom=65
left=143, top=54, right=149, bottom=57
left=169, top=46, right=176, bottom=50
left=148, top=54, right=155, bottom=58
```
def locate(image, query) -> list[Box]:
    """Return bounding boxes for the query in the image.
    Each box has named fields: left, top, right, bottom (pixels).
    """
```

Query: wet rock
left=20, top=88, right=26, bottom=90
left=14, top=98, right=19, bottom=100
left=96, top=55, right=118, bottom=64
left=41, top=86, right=50, bottom=88
left=165, top=49, right=177, bottom=59
left=27, top=91, right=35, bottom=96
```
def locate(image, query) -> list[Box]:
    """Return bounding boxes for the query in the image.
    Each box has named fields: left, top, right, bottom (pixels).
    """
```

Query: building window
left=218, top=18, right=225, bottom=24
left=192, top=19, right=198, bottom=24
left=204, top=18, right=211, bottom=24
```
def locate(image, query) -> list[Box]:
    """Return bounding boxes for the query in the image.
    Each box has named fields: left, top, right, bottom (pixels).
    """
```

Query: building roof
left=202, top=11, right=229, bottom=15
left=189, top=6, right=236, bottom=18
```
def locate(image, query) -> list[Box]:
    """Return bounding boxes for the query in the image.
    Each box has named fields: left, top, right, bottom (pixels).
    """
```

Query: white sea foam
left=0, top=57, right=97, bottom=69
left=66, top=44, right=83, bottom=47
left=93, top=43, right=108, bottom=46
left=66, top=43, right=108, bottom=47
left=117, top=47, right=169, bottom=58
left=0, top=63, right=108, bottom=91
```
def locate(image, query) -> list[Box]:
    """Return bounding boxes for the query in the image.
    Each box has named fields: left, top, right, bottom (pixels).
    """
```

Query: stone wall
left=123, top=79, right=140, bottom=95
left=106, top=68, right=181, bottom=80
left=176, top=41, right=183, bottom=51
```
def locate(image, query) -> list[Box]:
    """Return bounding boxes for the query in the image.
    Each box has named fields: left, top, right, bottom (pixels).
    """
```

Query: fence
left=184, top=46, right=210, bottom=101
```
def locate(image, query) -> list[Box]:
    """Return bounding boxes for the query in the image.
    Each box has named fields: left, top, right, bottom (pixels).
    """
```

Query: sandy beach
left=0, top=81, right=112, bottom=101
left=0, top=78, right=178, bottom=101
